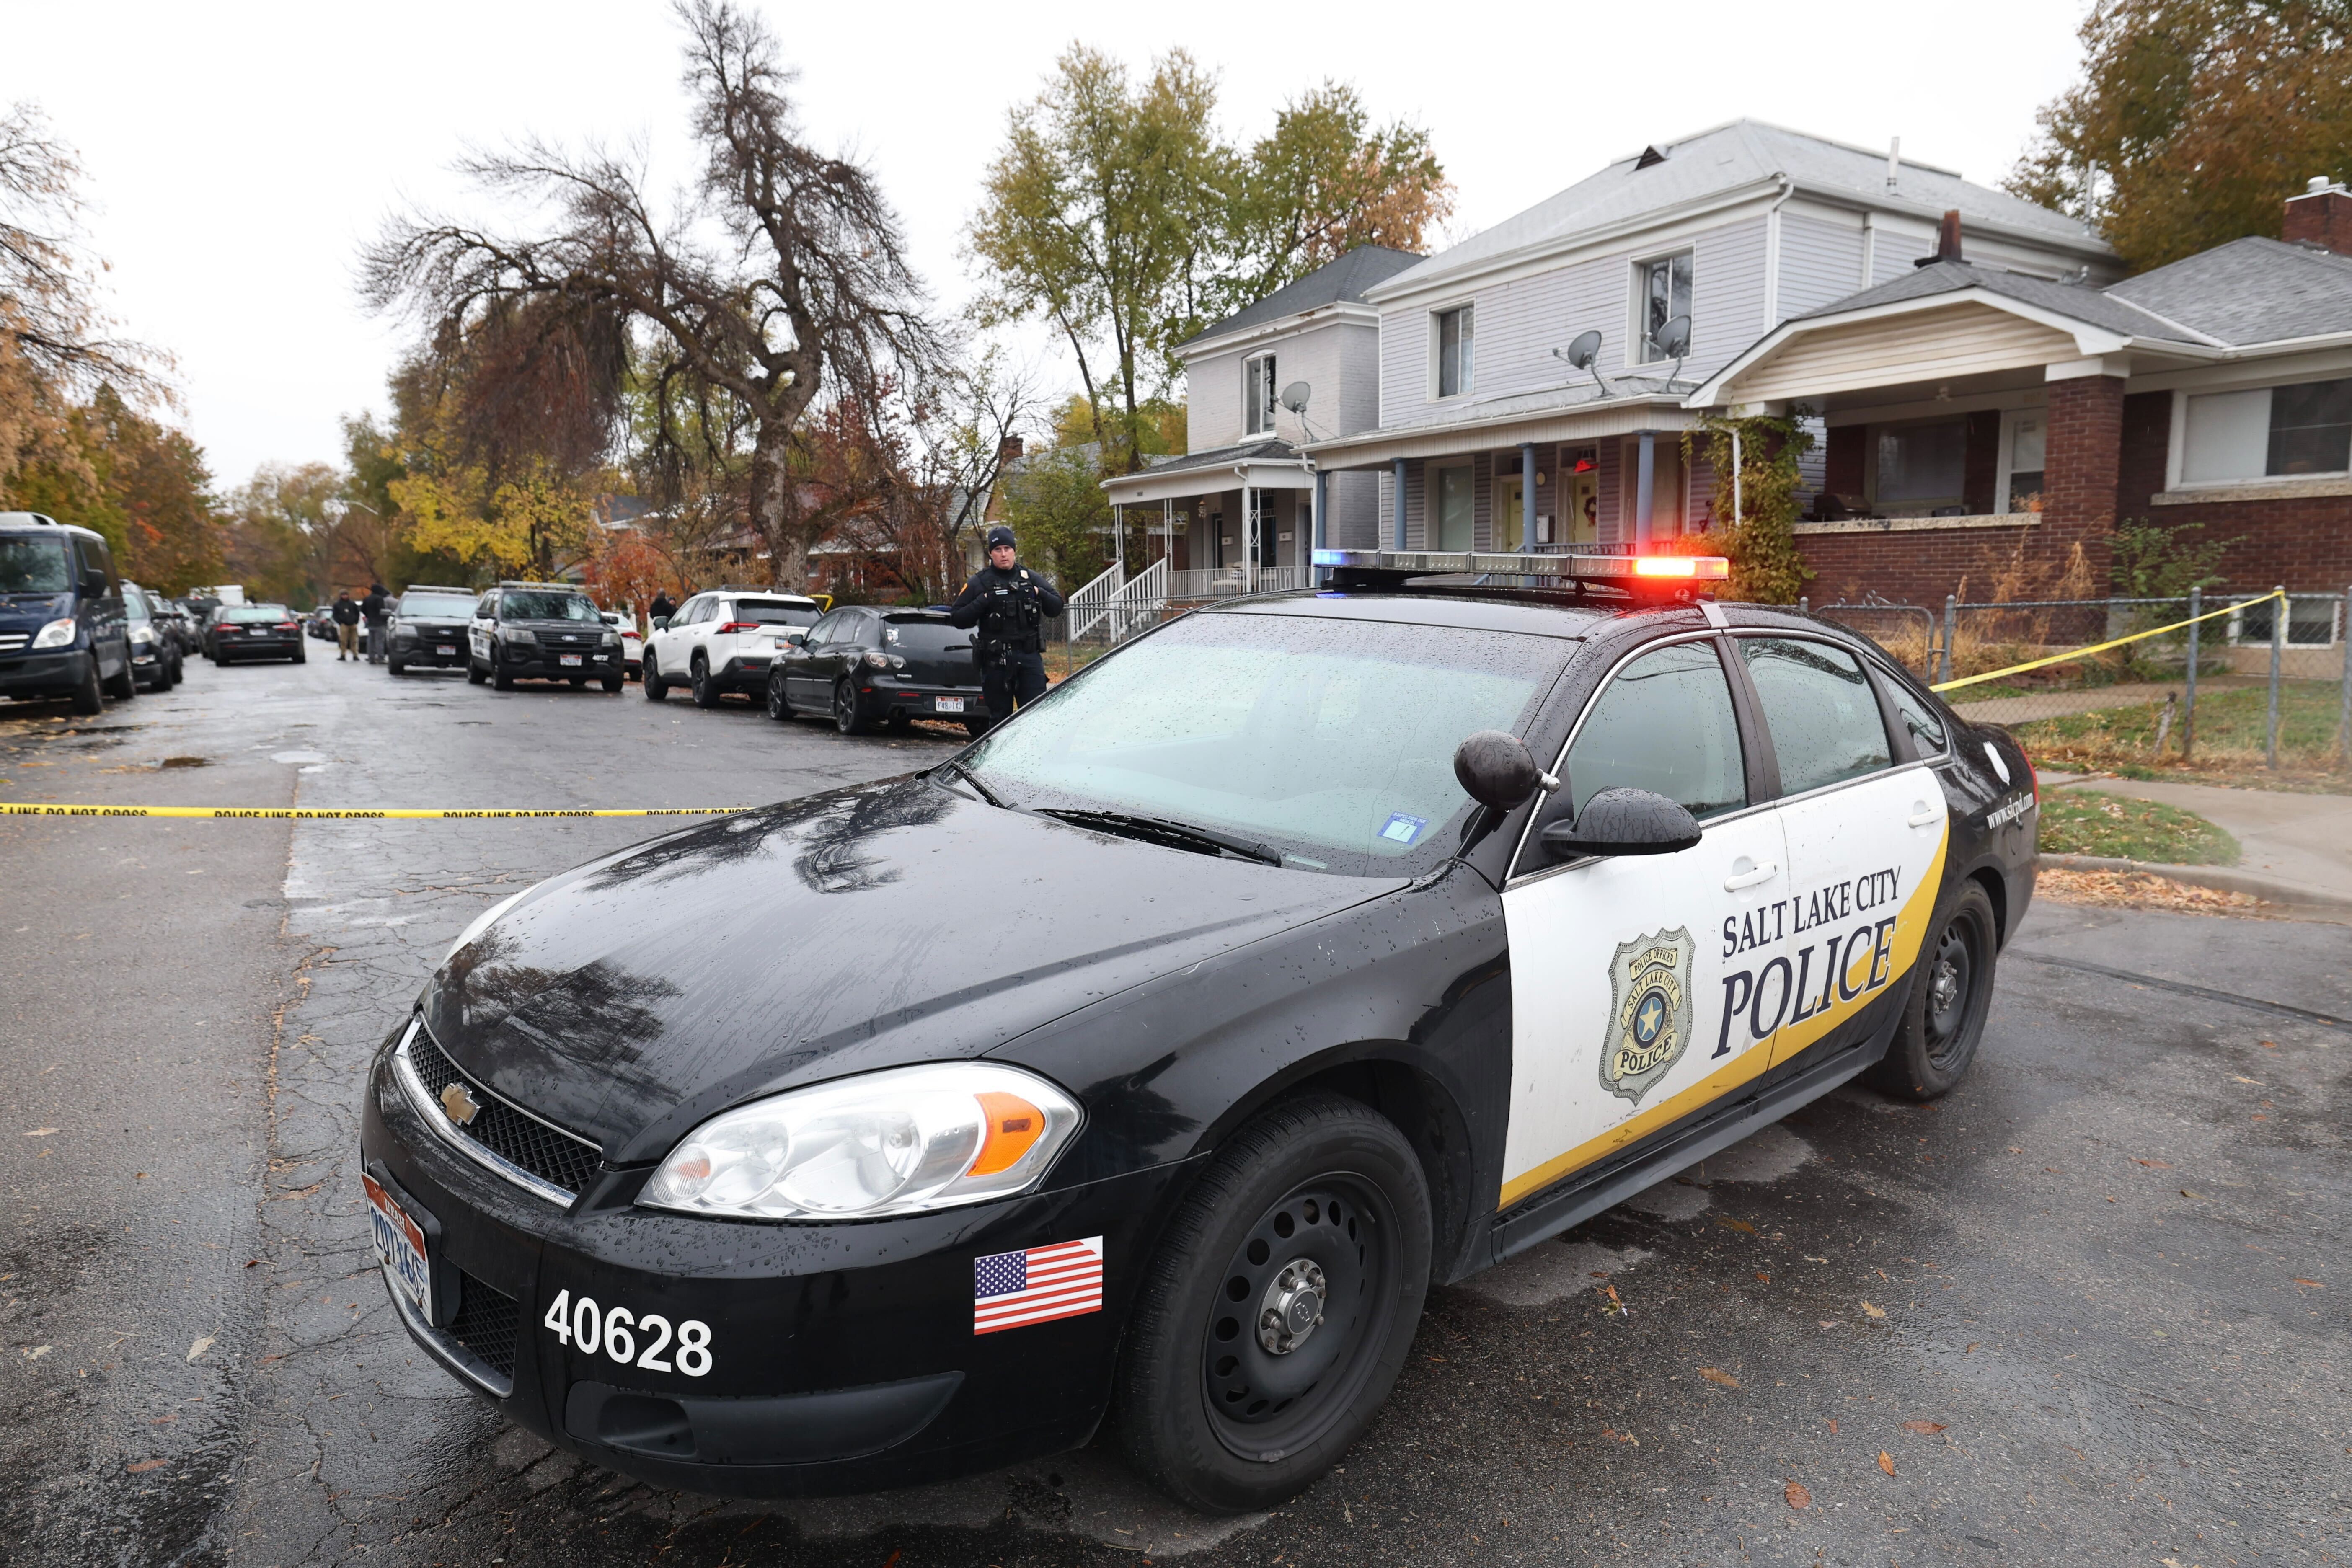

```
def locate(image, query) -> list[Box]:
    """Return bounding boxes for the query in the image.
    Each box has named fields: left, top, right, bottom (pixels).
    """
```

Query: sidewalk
left=2043, top=770, right=2352, bottom=906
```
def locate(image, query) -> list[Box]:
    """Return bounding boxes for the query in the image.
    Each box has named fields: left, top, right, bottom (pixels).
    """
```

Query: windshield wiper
left=938, top=758, right=1006, bottom=809
left=1040, top=809, right=1282, bottom=866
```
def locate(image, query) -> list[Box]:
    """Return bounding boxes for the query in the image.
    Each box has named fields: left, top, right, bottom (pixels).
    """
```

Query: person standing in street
left=361, top=582, right=392, bottom=664
left=331, top=589, right=362, bottom=661
left=949, top=526, right=1065, bottom=729
left=648, top=589, right=676, bottom=624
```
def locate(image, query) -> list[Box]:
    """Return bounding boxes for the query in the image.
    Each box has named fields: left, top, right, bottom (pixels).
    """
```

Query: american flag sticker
left=973, top=1236, right=1104, bottom=1335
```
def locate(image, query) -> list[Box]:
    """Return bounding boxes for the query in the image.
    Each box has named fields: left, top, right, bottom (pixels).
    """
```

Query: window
left=1435, top=306, right=1473, bottom=398
left=2000, top=411, right=2045, bottom=514
left=1738, top=638, right=1893, bottom=796
left=1876, top=666, right=1948, bottom=754
left=0, top=535, right=71, bottom=594
left=1564, top=640, right=1747, bottom=821
left=804, top=610, right=848, bottom=645
left=1635, top=252, right=1693, bottom=364
left=2181, top=377, right=2352, bottom=483
left=2229, top=595, right=2342, bottom=648
left=1245, top=353, right=1278, bottom=435
left=501, top=590, right=597, bottom=620
left=1872, top=419, right=1967, bottom=508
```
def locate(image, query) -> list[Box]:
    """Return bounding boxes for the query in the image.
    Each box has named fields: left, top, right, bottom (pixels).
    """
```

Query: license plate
left=559, top=654, right=582, bottom=667
left=437, top=645, right=455, bottom=656
left=935, top=695, right=964, bottom=713
left=364, top=1173, right=431, bottom=1317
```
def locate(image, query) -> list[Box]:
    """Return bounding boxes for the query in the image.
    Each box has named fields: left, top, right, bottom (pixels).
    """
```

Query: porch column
left=1113, top=504, right=1124, bottom=579
left=1391, top=458, right=1407, bottom=549
left=2041, top=372, right=2128, bottom=632
left=1635, top=432, right=1656, bottom=550
left=1520, top=442, right=1536, bottom=553
left=1312, top=468, right=1328, bottom=584
left=1163, top=498, right=1173, bottom=566
left=1243, top=483, right=1254, bottom=584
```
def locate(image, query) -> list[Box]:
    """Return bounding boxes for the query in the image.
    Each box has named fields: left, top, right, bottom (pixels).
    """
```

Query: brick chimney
left=2285, top=177, right=2352, bottom=255
left=1914, top=210, right=1964, bottom=269
left=996, top=434, right=1024, bottom=465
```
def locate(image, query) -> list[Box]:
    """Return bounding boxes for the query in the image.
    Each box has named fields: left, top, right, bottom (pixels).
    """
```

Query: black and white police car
left=360, top=550, right=2037, bottom=1513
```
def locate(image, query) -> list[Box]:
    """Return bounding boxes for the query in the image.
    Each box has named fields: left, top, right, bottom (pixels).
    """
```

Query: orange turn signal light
left=1632, top=556, right=1730, bottom=579
left=969, top=1090, right=1047, bottom=1176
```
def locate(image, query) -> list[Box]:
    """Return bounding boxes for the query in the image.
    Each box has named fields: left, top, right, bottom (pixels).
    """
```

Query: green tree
left=1693, top=412, right=1815, bottom=604
left=226, top=462, right=342, bottom=607
left=2008, top=0, right=2352, bottom=272
left=998, top=444, right=1111, bottom=592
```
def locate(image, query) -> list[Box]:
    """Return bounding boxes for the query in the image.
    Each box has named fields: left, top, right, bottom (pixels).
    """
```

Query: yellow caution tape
left=0, top=803, right=750, bottom=820
left=1928, top=589, right=2278, bottom=695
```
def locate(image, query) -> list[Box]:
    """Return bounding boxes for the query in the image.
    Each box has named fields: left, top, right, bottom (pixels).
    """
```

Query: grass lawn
left=2036, top=793, right=2239, bottom=865
left=2010, top=680, right=2352, bottom=793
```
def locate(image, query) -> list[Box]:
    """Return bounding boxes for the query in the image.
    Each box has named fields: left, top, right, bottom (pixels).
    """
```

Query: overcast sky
left=8, top=0, right=2091, bottom=488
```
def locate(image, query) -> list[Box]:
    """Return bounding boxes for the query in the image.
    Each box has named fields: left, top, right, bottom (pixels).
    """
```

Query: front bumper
left=393, top=631, right=470, bottom=667
left=501, top=643, right=619, bottom=678
left=0, top=650, right=88, bottom=697
left=360, top=1030, right=1189, bottom=1498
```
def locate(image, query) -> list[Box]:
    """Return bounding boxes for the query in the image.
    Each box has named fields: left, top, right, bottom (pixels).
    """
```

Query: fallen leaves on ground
left=1902, top=1420, right=1947, bottom=1434
left=2133, top=1158, right=2173, bottom=1168
left=2295, top=1279, right=2325, bottom=1289
left=1878, top=1451, right=1896, bottom=1475
left=126, top=1460, right=165, bottom=1474
left=1784, top=1480, right=1811, bottom=1509
left=1602, top=1428, right=1639, bottom=1446
left=2034, top=868, right=2260, bottom=915
left=1861, top=1301, right=1887, bottom=1319
left=186, top=1335, right=214, bottom=1362
left=1699, top=1367, right=1740, bottom=1389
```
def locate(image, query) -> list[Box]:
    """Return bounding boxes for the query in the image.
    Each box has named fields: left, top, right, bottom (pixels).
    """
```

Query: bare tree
left=866, top=353, right=1037, bottom=603
left=362, top=1, right=936, bottom=590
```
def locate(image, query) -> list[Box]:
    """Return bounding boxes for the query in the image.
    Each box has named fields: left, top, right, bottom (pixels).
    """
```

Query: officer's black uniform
left=949, top=556, right=1065, bottom=726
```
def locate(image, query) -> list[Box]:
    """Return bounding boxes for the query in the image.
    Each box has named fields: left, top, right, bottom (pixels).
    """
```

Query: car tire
left=643, top=651, right=668, bottom=700
left=291, top=646, right=306, bottom=665
left=70, top=654, right=104, bottom=716
left=832, top=677, right=872, bottom=736
left=602, top=674, right=624, bottom=693
left=388, top=656, right=406, bottom=675
left=1866, top=880, right=1998, bottom=1101
left=690, top=656, right=721, bottom=710
left=467, top=659, right=488, bottom=685
left=1115, top=1092, right=1432, bottom=1515
left=104, top=656, right=136, bottom=700
left=765, top=673, right=792, bottom=721
left=492, top=650, right=515, bottom=692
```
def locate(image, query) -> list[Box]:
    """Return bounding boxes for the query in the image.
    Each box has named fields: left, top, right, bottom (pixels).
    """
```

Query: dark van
left=0, top=513, right=134, bottom=715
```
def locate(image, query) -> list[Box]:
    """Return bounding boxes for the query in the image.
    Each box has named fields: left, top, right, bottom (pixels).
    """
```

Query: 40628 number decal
left=540, top=1289, right=712, bottom=1377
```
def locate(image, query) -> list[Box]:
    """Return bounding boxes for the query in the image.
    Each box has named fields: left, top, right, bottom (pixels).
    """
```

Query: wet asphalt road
left=1, top=648, right=2347, bottom=1568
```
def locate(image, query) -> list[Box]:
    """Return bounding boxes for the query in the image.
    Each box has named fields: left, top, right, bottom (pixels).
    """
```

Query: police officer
left=949, top=526, right=1065, bottom=728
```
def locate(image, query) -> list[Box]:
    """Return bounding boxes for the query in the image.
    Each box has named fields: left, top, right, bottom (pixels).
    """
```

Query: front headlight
left=601, top=631, right=620, bottom=646
left=639, top=1062, right=1082, bottom=1220
left=132, top=626, right=156, bottom=645
left=503, top=627, right=536, bottom=644
left=32, top=618, right=75, bottom=649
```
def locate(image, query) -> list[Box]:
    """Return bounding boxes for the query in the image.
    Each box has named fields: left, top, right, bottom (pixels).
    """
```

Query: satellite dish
left=1279, top=381, right=1312, bottom=414
left=1562, top=330, right=1603, bottom=371
left=1652, top=314, right=1692, bottom=362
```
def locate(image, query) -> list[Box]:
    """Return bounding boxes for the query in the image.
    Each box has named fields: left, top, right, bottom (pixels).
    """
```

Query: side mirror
left=651, top=616, right=670, bottom=631
left=82, top=570, right=111, bottom=597
left=1452, top=729, right=1559, bottom=813
left=1540, top=788, right=1701, bottom=858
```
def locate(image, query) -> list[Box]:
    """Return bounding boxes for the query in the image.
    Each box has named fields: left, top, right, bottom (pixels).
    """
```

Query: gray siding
left=1184, top=318, right=1379, bottom=454
left=1778, top=212, right=1867, bottom=319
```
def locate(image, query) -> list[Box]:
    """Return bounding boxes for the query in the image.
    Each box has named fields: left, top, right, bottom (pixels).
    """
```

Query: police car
left=359, top=550, right=2035, bottom=1513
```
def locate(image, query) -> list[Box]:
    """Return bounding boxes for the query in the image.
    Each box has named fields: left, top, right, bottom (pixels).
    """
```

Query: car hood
left=422, top=776, right=1408, bottom=1162
left=0, top=592, right=71, bottom=629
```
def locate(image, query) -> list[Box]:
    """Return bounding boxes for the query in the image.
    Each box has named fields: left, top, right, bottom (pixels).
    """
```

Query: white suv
left=642, top=591, right=824, bottom=708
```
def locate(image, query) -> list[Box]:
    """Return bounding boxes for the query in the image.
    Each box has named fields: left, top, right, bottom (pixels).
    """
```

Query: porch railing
left=1167, top=565, right=1314, bottom=601
left=1062, top=562, right=1124, bottom=640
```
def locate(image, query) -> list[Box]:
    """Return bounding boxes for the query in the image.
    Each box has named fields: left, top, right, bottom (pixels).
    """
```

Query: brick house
left=1694, top=181, right=2352, bottom=647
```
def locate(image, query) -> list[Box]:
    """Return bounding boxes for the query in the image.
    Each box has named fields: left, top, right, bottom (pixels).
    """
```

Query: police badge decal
left=1600, top=927, right=1697, bottom=1103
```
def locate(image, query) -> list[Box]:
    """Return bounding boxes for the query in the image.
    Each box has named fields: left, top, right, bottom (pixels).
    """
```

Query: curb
left=2037, top=853, right=2352, bottom=912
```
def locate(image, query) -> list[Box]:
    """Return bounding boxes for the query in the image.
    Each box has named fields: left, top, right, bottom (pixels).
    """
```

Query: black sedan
left=206, top=603, right=307, bottom=664
left=360, top=551, right=2036, bottom=1514
left=389, top=585, right=482, bottom=675
left=767, top=605, right=988, bottom=736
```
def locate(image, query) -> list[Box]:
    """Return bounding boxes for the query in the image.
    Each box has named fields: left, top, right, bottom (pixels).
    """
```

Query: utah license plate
left=559, top=654, right=582, bottom=667
left=364, top=1173, right=431, bottom=1317
left=437, top=645, right=455, bottom=656
left=934, top=695, right=964, bottom=713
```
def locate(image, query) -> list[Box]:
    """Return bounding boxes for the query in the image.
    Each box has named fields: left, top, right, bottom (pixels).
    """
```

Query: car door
left=651, top=595, right=699, bottom=674
left=1495, top=633, right=1789, bottom=1212
left=1727, top=634, right=1950, bottom=1070
left=469, top=594, right=496, bottom=662
left=785, top=610, right=843, bottom=705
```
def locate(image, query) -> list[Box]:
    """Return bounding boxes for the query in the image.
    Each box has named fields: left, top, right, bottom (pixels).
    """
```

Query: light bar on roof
left=1312, top=548, right=1729, bottom=584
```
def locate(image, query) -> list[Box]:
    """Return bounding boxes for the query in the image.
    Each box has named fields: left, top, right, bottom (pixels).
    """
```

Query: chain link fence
left=1809, top=586, right=2352, bottom=780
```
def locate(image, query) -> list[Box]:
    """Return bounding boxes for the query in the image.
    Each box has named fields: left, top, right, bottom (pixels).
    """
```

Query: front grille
left=448, top=1271, right=520, bottom=1381
left=403, top=1023, right=604, bottom=1202
left=0, top=634, right=26, bottom=651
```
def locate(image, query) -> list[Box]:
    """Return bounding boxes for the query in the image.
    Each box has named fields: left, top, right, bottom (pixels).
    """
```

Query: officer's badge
left=1600, top=927, right=1696, bottom=1103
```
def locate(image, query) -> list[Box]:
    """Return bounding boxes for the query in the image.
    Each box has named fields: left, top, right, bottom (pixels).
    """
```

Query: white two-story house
left=1109, top=119, right=2111, bottom=586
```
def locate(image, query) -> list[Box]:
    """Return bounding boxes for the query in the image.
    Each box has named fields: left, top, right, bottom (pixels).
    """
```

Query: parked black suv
left=0, top=512, right=134, bottom=715
left=389, top=584, right=480, bottom=675
left=466, top=582, right=622, bottom=691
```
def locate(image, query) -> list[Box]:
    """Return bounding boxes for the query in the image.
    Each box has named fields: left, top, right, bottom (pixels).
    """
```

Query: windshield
left=882, top=617, right=972, bottom=654
left=734, top=600, right=821, bottom=626
left=402, top=594, right=477, bottom=618
left=501, top=591, right=597, bottom=621
left=0, top=535, right=72, bottom=594
left=226, top=604, right=292, bottom=623
left=961, top=611, right=1564, bottom=875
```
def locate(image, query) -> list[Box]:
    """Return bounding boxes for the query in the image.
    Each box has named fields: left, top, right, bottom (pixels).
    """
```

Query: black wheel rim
left=834, top=683, right=854, bottom=732
left=1200, top=1173, right=1401, bottom=1462
left=767, top=682, right=785, bottom=718
left=1923, top=909, right=1983, bottom=1068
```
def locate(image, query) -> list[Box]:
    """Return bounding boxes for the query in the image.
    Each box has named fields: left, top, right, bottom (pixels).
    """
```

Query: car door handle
left=1723, top=858, right=1780, bottom=891
left=1908, top=802, right=1943, bottom=827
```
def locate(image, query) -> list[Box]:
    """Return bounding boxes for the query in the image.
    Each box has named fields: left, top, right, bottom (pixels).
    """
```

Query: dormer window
left=1434, top=306, right=1473, bottom=398
left=1245, top=352, right=1278, bottom=436
left=1635, top=251, right=1693, bottom=364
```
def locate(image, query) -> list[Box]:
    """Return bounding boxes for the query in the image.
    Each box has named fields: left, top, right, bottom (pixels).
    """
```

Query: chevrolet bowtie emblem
left=440, top=1081, right=482, bottom=1127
